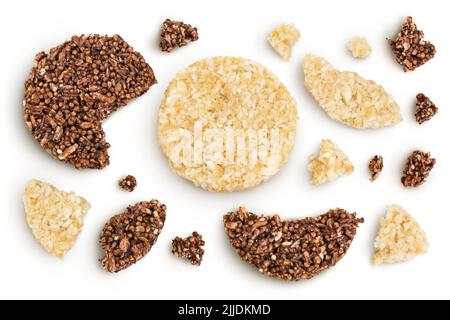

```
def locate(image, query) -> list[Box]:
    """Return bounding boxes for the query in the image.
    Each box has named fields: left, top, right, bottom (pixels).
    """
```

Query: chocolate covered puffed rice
left=267, top=23, right=301, bottom=61
left=308, top=140, right=354, bottom=186
left=224, top=207, right=364, bottom=281
left=172, top=232, right=205, bottom=266
left=24, top=180, right=90, bottom=258
left=373, top=205, right=428, bottom=265
left=369, top=155, right=384, bottom=182
left=118, top=175, right=137, bottom=192
left=401, top=150, right=436, bottom=188
left=415, top=93, right=438, bottom=124
left=304, top=55, right=402, bottom=129
left=160, top=19, right=199, bottom=52
left=24, top=35, right=157, bottom=169
left=388, top=17, right=436, bottom=72
left=99, top=200, right=166, bottom=273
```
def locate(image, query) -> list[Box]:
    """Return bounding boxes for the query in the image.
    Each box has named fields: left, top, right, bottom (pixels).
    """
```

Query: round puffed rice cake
left=158, top=57, right=298, bottom=192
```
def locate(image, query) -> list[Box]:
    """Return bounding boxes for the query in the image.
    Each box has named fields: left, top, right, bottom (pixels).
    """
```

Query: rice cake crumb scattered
left=388, top=16, right=436, bottom=72
left=308, top=140, right=354, bottom=186
left=160, top=19, right=199, bottom=53
left=118, top=175, right=137, bottom=192
left=267, top=24, right=301, bottom=61
left=172, top=232, right=205, bottom=266
left=373, top=205, right=428, bottom=265
left=24, top=179, right=90, bottom=258
left=415, top=93, right=438, bottom=124
left=304, top=54, right=402, bottom=129
left=347, top=36, right=372, bottom=59
left=158, top=57, right=297, bottom=192
left=224, top=207, right=364, bottom=281
left=369, top=155, right=384, bottom=182
left=401, top=150, right=436, bottom=188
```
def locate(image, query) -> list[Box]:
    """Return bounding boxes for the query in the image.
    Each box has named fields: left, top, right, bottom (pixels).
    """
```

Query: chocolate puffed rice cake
left=24, top=35, right=157, bottom=169
left=99, top=200, right=166, bottom=273
left=224, top=207, right=364, bottom=281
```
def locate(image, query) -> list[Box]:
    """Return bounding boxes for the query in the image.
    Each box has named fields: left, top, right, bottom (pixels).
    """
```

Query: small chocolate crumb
left=224, top=207, right=364, bottom=281
left=415, top=93, right=438, bottom=124
left=99, top=200, right=166, bottom=273
left=172, top=232, right=205, bottom=266
left=160, top=19, right=199, bottom=53
left=118, top=175, right=137, bottom=192
left=401, top=150, right=436, bottom=188
left=388, top=16, right=436, bottom=72
left=369, top=155, right=384, bottom=181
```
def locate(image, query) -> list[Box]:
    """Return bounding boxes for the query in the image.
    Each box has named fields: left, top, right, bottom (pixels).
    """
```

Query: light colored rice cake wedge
left=304, top=54, right=402, bottom=129
left=373, top=205, right=428, bottom=265
left=24, top=180, right=90, bottom=258
left=308, top=139, right=354, bottom=186
left=158, top=57, right=298, bottom=192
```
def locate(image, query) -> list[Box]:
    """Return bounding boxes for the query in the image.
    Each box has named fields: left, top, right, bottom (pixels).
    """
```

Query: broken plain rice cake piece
left=373, top=205, right=428, bottom=265
left=308, top=140, right=354, bottom=186
left=24, top=179, right=90, bottom=258
left=267, top=24, right=301, bottom=61
left=158, top=57, right=298, bottom=192
left=304, top=54, right=402, bottom=129
left=347, top=36, right=372, bottom=59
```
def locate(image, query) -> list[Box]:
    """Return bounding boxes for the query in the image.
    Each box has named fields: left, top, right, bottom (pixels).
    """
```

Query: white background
left=0, top=0, right=449, bottom=300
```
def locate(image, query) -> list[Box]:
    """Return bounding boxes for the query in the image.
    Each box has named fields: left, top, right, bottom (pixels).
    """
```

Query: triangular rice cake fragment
left=308, top=139, right=354, bottom=186
left=373, top=205, right=428, bottom=265
left=24, top=180, right=90, bottom=258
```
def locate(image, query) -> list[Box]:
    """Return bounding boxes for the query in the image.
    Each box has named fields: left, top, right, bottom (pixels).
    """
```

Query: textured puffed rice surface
left=158, top=57, right=298, bottom=192
left=267, top=24, right=301, bottom=61
left=308, top=139, right=354, bottom=186
left=373, top=205, right=428, bottom=265
left=304, top=54, right=402, bottom=129
left=347, top=36, right=372, bottom=59
left=24, top=179, right=90, bottom=258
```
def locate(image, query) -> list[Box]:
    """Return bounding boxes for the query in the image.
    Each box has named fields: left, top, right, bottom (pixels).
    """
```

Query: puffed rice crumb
left=308, top=140, right=354, bottom=186
left=267, top=24, right=301, bottom=61
left=24, top=179, right=90, bottom=258
left=347, top=36, right=372, bottom=59
left=304, top=54, right=402, bottom=129
left=373, top=205, right=428, bottom=265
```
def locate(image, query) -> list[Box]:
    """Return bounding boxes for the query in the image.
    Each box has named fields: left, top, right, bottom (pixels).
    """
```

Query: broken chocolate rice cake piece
left=415, top=93, right=438, bottom=124
left=24, top=35, right=157, bottom=169
left=160, top=19, right=199, bottom=52
left=224, top=207, right=364, bottom=281
left=172, top=232, right=205, bottom=266
left=388, top=16, right=436, bottom=72
left=99, top=200, right=166, bottom=273
left=401, top=150, right=436, bottom=188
